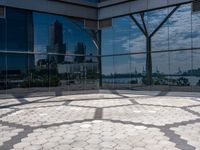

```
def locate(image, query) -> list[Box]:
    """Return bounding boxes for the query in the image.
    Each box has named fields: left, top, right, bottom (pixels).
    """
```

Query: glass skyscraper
left=0, top=0, right=200, bottom=97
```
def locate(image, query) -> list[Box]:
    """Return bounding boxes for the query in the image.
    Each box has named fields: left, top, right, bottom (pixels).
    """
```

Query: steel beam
left=0, top=0, right=98, bottom=20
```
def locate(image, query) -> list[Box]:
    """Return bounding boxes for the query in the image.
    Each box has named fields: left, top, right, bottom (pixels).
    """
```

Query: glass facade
left=1, top=2, right=200, bottom=97
left=0, top=7, right=99, bottom=97
left=101, top=3, right=200, bottom=92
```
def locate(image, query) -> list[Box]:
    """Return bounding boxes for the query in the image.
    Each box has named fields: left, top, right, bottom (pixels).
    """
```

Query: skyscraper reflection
left=47, top=20, right=66, bottom=66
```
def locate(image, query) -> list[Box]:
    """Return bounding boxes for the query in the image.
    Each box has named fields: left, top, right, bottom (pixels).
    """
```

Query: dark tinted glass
left=0, top=53, right=6, bottom=96
left=0, top=19, right=5, bottom=51
left=6, top=53, right=29, bottom=96
left=6, top=8, right=33, bottom=52
left=29, top=54, right=50, bottom=96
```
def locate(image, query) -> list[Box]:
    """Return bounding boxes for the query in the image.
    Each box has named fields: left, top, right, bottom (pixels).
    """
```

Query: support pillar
left=146, top=37, right=152, bottom=85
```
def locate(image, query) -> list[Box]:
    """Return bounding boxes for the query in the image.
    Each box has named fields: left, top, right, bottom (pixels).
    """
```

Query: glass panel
left=83, top=30, right=98, bottom=56
left=152, top=26, right=169, bottom=51
left=129, top=25, right=146, bottom=53
left=101, top=28, right=114, bottom=55
left=114, top=55, right=131, bottom=89
left=0, top=18, right=5, bottom=51
left=113, top=30, right=130, bottom=54
left=85, top=56, right=99, bottom=90
left=152, top=52, right=169, bottom=90
left=74, top=42, right=86, bottom=56
left=6, top=53, right=29, bottom=97
left=169, top=50, right=192, bottom=91
left=113, top=16, right=147, bottom=54
left=0, top=7, right=100, bottom=96
left=48, top=54, right=65, bottom=96
left=6, top=8, right=34, bottom=52
left=147, top=8, right=169, bottom=34
left=169, top=4, right=192, bottom=50
left=132, top=14, right=146, bottom=32
left=33, top=12, right=98, bottom=56
left=113, top=16, right=131, bottom=29
left=192, top=11, right=200, bottom=48
left=33, top=13, right=50, bottom=53
left=68, top=55, right=85, bottom=91
left=102, top=57, right=114, bottom=89
left=192, top=50, right=200, bottom=92
left=29, top=54, right=50, bottom=96
left=130, top=54, right=146, bottom=89
left=0, top=53, right=6, bottom=96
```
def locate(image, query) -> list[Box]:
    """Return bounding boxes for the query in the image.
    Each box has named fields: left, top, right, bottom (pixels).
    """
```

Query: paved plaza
left=0, top=90, right=200, bottom=150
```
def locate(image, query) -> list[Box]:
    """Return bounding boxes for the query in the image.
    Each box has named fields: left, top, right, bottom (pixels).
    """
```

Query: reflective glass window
left=0, top=53, right=6, bottom=95
left=29, top=54, right=49, bottom=95
left=6, top=8, right=33, bottom=52
left=169, top=51, right=192, bottom=91
left=0, top=18, right=5, bottom=51
left=192, top=11, right=200, bottom=48
left=6, top=53, right=29, bottom=96
left=114, top=55, right=131, bottom=89
left=152, top=52, right=170, bottom=89
left=101, top=28, right=114, bottom=55
left=192, top=50, right=200, bottom=91
left=33, top=12, right=98, bottom=56
left=85, top=56, right=99, bottom=90
left=102, top=57, right=114, bottom=89
left=169, top=4, right=192, bottom=50
left=130, top=54, right=146, bottom=88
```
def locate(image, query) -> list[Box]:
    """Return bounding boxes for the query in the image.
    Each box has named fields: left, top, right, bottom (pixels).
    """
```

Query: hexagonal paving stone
left=103, top=105, right=199, bottom=126
left=12, top=121, right=179, bottom=150
left=135, top=96, right=200, bottom=107
left=13, top=102, right=64, bottom=109
left=0, top=106, right=95, bottom=127
left=0, top=108, right=15, bottom=117
left=189, top=106, right=200, bottom=115
left=171, top=123, right=200, bottom=150
left=69, top=99, right=132, bottom=108
left=51, top=93, right=120, bottom=101
left=0, top=98, right=20, bottom=107
left=0, top=124, right=23, bottom=147
left=115, top=90, right=160, bottom=98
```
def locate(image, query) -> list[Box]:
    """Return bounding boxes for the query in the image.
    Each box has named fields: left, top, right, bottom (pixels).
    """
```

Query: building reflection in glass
left=101, top=2, right=200, bottom=91
left=0, top=7, right=99, bottom=97
left=1, top=2, right=200, bottom=97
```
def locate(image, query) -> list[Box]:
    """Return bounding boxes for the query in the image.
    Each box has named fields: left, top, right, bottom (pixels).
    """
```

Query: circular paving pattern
left=12, top=121, right=178, bottom=150
left=0, top=90, right=199, bottom=150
